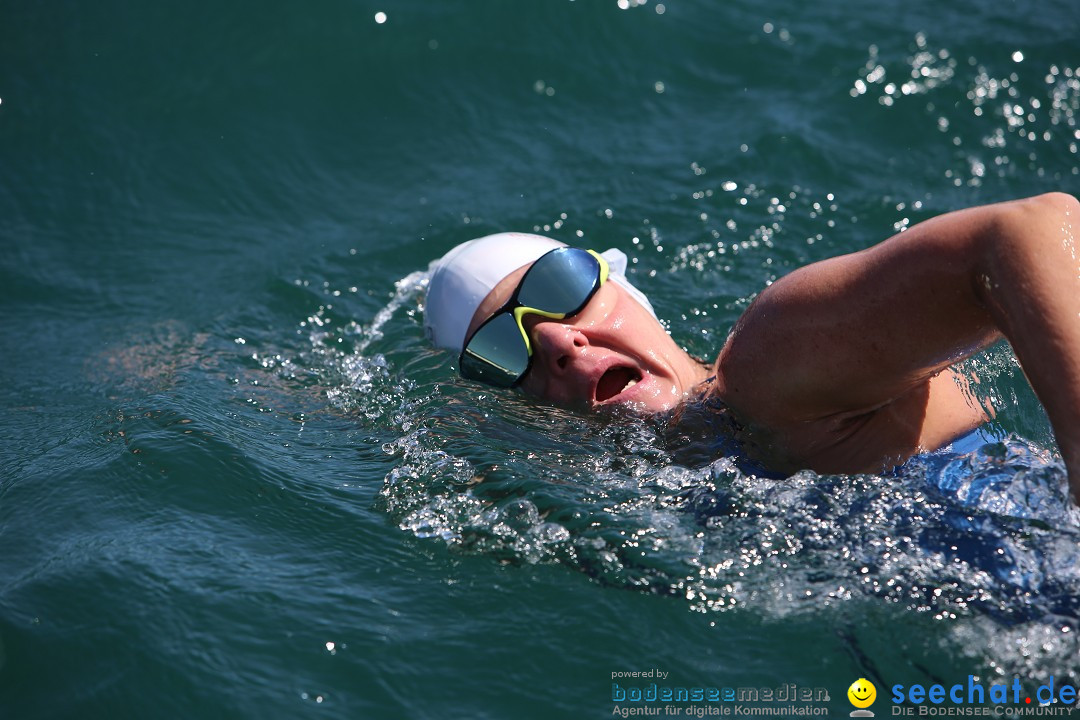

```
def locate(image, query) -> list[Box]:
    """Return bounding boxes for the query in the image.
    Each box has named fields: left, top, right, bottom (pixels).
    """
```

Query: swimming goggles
left=459, top=247, right=609, bottom=387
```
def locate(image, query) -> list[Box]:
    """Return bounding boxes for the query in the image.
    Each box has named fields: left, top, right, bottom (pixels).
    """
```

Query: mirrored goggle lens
left=516, top=248, right=600, bottom=316
left=460, top=313, right=529, bottom=387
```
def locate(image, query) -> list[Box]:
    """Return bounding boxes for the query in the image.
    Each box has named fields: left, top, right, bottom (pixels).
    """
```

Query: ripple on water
left=292, top=258, right=1080, bottom=683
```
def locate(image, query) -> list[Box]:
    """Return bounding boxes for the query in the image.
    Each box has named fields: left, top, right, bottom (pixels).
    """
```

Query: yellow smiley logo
left=848, top=678, right=877, bottom=709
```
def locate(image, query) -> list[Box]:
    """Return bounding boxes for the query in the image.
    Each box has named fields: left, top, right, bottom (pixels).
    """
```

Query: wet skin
left=464, top=265, right=711, bottom=413
left=465, top=253, right=987, bottom=475
left=463, top=193, right=1080, bottom=493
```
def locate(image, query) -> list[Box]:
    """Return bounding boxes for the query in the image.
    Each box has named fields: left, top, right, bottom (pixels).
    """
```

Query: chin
left=629, top=394, right=683, bottom=414
left=598, top=380, right=684, bottom=414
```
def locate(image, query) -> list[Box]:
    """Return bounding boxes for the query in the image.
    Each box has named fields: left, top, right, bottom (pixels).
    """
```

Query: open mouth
left=595, top=366, right=642, bottom=403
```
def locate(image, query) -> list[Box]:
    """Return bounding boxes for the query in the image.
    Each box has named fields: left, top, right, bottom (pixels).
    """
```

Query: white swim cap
left=424, top=232, right=658, bottom=352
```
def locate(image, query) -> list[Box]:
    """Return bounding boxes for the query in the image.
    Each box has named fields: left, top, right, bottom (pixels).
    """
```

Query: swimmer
left=424, top=193, right=1080, bottom=501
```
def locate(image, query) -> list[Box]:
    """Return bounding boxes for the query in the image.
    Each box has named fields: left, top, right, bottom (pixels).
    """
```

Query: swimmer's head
left=424, top=232, right=708, bottom=412
left=423, top=232, right=657, bottom=353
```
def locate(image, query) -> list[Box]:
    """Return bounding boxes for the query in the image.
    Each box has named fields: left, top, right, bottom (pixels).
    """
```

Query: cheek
left=518, top=371, right=547, bottom=399
left=519, top=361, right=590, bottom=407
left=520, top=368, right=568, bottom=403
left=578, top=284, right=621, bottom=324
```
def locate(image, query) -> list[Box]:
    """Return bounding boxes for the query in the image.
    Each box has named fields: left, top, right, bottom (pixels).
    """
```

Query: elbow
left=982, top=192, right=1080, bottom=259
left=1004, top=192, right=1080, bottom=231
left=1029, top=191, right=1080, bottom=216
left=974, top=191, right=1080, bottom=310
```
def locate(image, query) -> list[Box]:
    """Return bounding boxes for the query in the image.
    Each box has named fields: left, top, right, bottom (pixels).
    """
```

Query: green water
left=2, top=0, right=1079, bottom=718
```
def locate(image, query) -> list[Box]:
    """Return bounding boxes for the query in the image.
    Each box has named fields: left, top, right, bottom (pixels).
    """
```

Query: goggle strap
left=587, top=249, right=610, bottom=285
left=511, top=305, right=567, bottom=355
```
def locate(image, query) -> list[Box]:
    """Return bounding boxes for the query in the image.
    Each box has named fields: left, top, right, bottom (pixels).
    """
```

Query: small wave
left=300, top=260, right=1080, bottom=681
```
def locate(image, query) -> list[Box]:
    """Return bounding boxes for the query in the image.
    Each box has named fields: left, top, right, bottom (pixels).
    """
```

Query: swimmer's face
left=466, top=264, right=709, bottom=412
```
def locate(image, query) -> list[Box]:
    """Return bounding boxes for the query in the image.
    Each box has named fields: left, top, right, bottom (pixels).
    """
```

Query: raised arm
left=714, top=193, right=1080, bottom=495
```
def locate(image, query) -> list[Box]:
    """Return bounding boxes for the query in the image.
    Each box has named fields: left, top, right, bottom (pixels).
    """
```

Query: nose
left=528, top=319, right=589, bottom=373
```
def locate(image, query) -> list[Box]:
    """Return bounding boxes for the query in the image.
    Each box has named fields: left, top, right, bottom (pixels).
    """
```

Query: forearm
left=974, top=192, right=1080, bottom=496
